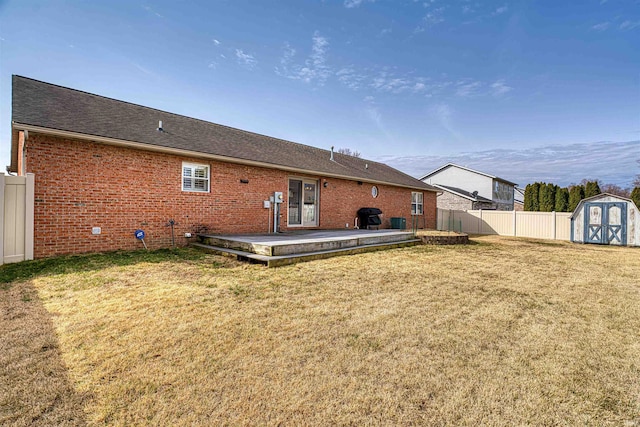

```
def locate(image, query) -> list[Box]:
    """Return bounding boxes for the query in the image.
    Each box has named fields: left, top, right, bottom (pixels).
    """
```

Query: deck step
left=191, top=239, right=421, bottom=267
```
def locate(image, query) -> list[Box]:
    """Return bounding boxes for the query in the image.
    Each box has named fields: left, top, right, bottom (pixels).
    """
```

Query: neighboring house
left=513, top=187, right=525, bottom=211
left=10, top=76, right=438, bottom=258
left=431, top=184, right=496, bottom=210
left=420, top=163, right=517, bottom=211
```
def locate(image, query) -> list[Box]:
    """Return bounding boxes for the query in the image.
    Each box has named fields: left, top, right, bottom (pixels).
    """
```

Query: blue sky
left=0, top=0, right=638, bottom=187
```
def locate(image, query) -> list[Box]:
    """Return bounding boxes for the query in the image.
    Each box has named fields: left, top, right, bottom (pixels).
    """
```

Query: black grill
left=357, top=207, right=382, bottom=229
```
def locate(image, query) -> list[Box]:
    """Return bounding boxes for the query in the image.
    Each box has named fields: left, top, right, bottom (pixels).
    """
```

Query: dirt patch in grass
left=2, top=238, right=640, bottom=425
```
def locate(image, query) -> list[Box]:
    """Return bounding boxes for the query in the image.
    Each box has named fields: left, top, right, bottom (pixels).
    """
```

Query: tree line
left=524, top=179, right=640, bottom=212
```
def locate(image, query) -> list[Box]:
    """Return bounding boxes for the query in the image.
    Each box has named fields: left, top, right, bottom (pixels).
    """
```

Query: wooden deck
left=192, top=229, right=420, bottom=267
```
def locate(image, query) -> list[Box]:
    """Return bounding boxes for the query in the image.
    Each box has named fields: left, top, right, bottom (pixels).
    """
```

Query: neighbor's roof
left=513, top=186, right=525, bottom=204
left=419, top=162, right=518, bottom=186
left=433, top=184, right=494, bottom=203
left=11, top=75, right=436, bottom=192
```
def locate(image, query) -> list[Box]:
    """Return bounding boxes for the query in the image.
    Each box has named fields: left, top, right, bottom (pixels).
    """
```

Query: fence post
left=552, top=211, right=556, bottom=240
left=25, top=173, right=35, bottom=260
left=479, top=209, right=483, bottom=234
left=513, top=209, right=517, bottom=237
left=0, top=174, right=4, bottom=265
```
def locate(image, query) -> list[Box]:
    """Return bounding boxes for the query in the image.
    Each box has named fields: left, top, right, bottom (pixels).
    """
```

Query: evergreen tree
left=631, top=187, right=640, bottom=209
left=530, top=182, right=541, bottom=211
left=539, top=183, right=556, bottom=212
left=584, top=180, right=601, bottom=198
left=568, top=185, right=585, bottom=212
left=524, top=184, right=534, bottom=211
left=555, top=187, right=569, bottom=212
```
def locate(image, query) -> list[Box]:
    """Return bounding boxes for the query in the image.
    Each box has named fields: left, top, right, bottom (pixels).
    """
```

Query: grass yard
left=2, top=236, right=640, bottom=426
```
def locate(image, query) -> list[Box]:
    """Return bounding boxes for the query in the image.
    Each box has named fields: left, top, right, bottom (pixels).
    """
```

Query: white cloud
left=143, top=5, right=163, bottom=18
left=275, top=32, right=331, bottom=85
left=213, top=39, right=221, bottom=45
left=336, top=67, right=368, bottom=90
left=367, top=71, right=432, bottom=95
left=376, top=141, right=639, bottom=188
left=491, top=80, right=513, bottom=96
left=344, top=0, right=374, bottom=8
left=235, top=49, right=257, bottom=69
left=493, top=5, right=508, bottom=15
left=430, top=103, right=462, bottom=140
left=619, top=20, right=640, bottom=31
left=591, top=22, right=610, bottom=31
left=414, top=7, right=445, bottom=32
left=132, top=62, right=153, bottom=75
left=455, top=80, right=482, bottom=97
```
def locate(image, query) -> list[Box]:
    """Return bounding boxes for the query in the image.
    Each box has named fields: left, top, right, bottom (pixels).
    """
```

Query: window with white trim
left=182, top=162, right=210, bottom=192
left=411, top=192, right=423, bottom=215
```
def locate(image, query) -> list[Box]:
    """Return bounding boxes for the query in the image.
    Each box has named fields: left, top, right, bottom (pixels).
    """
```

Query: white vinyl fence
left=0, top=173, right=35, bottom=264
left=437, top=209, right=572, bottom=241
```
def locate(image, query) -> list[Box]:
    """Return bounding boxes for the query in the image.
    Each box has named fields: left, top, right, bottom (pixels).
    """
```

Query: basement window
left=411, top=192, right=423, bottom=215
left=182, top=162, right=210, bottom=192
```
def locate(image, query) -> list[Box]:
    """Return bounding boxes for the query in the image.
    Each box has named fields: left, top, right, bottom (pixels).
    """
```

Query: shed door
left=583, top=202, right=627, bottom=245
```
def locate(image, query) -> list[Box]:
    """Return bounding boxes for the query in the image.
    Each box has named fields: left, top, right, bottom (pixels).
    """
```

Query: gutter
left=13, top=122, right=437, bottom=192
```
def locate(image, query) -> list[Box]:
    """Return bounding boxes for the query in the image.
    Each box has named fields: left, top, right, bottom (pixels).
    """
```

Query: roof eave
left=420, top=162, right=518, bottom=186
left=13, top=123, right=437, bottom=192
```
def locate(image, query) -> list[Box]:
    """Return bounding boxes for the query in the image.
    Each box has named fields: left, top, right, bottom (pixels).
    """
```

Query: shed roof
left=11, top=75, right=436, bottom=192
left=570, top=193, right=639, bottom=219
left=419, top=162, right=518, bottom=186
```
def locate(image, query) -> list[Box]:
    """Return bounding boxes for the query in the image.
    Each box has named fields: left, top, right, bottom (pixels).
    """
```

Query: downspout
left=19, top=129, right=29, bottom=176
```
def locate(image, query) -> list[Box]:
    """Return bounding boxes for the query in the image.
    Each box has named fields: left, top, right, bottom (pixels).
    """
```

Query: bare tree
left=600, top=183, right=630, bottom=198
left=337, top=148, right=362, bottom=158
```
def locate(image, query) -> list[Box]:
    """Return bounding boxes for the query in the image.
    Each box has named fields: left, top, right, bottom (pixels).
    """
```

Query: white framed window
left=371, top=186, right=379, bottom=198
left=182, top=162, right=210, bottom=192
left=411, top=192, right=423, bottom=215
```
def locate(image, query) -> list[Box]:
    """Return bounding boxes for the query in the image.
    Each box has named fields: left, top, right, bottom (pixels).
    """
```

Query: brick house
left=9, top=76, right=438, bottom=258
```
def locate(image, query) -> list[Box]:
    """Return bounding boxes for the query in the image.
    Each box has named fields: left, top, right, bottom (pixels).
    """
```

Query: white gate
left=0, top=173, right=35, bottom=264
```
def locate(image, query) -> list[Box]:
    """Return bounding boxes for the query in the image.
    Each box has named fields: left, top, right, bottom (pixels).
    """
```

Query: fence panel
left=437, top=208, right=571, bottom=241
left=515, top=211, right=554, bottom=239
left=479, top=210, right=513, bottom=235
left=555, top=213, right=572, bottom=240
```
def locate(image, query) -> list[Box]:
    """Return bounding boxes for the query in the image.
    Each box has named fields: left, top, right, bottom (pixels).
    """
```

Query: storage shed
left=571, top=193, right=640, bottom=246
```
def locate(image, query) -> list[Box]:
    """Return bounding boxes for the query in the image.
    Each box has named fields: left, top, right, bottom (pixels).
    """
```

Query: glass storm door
left=288, top=179, right=318, bottom=227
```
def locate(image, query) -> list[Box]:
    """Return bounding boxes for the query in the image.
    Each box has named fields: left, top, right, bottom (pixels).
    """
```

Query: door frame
left=287, top=177, right=319, bottom=227
left=583, top=202, right=627, bottom=245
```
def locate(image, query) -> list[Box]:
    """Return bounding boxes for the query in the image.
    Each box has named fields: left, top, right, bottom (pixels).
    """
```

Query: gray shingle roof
left=434, top=184, right=494, bottom=202
left=11, top=75, right=436, bottom=191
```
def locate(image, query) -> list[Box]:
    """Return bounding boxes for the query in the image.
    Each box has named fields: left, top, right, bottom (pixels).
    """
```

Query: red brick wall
left=26, top=134, right=436, bottom=258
